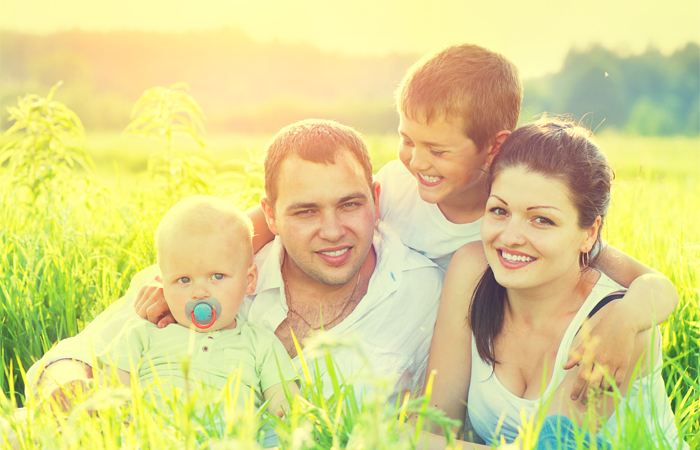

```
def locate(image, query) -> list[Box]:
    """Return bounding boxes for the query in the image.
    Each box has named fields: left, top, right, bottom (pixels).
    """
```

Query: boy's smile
left=397, top=112, right=496, bottom=224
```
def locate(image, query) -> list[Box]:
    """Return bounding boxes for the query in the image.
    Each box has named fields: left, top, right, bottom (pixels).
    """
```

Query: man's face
left=262, top=150, right=377, bottom=287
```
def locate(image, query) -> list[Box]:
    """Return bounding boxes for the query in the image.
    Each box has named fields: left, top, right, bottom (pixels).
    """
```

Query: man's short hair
left=155, top=195, right=254, bottom=261
left=263, top=119, right=374, bottom=207
left=397, top=43, right=523, bottom=152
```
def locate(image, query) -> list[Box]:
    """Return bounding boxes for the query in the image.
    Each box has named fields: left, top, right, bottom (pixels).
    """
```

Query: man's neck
left=282, top=247, right=377, bottom=300
left=275, top=246, right=377, bottom=358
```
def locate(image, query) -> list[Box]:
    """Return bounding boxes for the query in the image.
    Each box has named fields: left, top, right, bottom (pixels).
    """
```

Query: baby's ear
left=246, top=263, right=259, bottom=295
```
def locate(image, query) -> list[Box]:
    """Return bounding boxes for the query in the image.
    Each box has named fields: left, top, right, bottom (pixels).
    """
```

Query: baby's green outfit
left=99, top=317, right=297, bottom=414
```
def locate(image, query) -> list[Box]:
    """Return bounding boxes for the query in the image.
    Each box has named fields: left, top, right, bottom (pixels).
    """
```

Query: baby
left=99, top=195, right=298, bottom=416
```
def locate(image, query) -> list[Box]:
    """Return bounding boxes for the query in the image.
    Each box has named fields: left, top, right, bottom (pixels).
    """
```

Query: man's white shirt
left=27, top=222, right=443, bottom=403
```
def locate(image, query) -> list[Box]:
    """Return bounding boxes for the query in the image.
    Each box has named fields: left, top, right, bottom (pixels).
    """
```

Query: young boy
left=98, top=195, right=299, bottom=417
left=375, top=43, right=519, bottom=270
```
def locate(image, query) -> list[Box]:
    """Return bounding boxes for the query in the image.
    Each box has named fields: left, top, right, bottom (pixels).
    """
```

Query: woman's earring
left=580, top=249, right=590, bottom=268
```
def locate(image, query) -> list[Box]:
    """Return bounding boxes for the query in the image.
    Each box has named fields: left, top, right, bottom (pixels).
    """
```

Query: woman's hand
left=564, top=301, right=634, bottom=401
left=133, top=281, right=176, bottom=328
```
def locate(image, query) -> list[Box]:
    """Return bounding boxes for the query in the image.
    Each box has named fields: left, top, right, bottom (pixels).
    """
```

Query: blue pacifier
left=185, top=298, right=222, bottom=329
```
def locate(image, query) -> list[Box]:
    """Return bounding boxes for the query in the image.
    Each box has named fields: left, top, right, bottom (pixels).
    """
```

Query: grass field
left=1, top=128, right=698, bottom=449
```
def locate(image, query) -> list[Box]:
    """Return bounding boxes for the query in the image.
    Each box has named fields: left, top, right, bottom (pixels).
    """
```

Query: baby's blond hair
left=155, top=196, right=253, bottom=263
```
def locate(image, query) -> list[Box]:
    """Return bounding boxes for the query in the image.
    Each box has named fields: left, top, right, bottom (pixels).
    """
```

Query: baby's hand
left=564, top=307, right=634, bottom=401
left=134, top=280, right=176, bottom=328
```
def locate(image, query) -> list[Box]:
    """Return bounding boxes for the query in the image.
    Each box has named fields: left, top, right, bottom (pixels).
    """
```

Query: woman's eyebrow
left=489, top=195, right=507, bottom=205
left=527, top=205, right=562, bottom=212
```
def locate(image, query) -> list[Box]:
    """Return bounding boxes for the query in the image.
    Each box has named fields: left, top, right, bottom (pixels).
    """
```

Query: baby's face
left=158, top=231, right=257, bottom=332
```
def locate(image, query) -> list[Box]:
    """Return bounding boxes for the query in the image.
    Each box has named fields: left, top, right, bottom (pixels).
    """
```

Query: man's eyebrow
left=284, top=193, right=369, bottom=212
left=285, top=202, right=319, bottom=212
left=339, top=193, right=370, bottom=204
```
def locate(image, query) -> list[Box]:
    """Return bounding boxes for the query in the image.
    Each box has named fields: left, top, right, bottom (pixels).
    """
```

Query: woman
left=420, top=119, right=685, bottom=449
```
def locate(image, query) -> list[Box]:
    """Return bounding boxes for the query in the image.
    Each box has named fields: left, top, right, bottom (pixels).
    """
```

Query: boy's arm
left=549, top=301, right=659, bottom=432
left=566, top=244, right=679, bottom=401
left=247, top=204, right=275, bottom=254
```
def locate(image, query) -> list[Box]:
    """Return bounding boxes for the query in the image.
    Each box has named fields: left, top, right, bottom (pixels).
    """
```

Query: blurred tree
left=1, top=30, right=697, bottom=136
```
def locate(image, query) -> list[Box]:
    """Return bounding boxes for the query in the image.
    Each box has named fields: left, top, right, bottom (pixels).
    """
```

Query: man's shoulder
left=375, top=223, right=443, bottom=275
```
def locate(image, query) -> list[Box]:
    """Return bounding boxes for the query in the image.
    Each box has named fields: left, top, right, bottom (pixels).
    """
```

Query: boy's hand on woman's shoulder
left=134, top=281, right=176, bottom=328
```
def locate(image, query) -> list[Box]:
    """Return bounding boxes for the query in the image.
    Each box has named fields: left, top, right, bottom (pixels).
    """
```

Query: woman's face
left=481, top=165, right=599, bottom=291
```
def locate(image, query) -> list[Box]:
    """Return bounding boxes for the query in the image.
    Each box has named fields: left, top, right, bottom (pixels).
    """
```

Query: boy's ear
left=486, top=130, right=511, bottom=165
left=260, top=197, right=280, bottom=236
left=246, top=263, right=259, bottom=295
left=373, top=181, right=381, bottom=222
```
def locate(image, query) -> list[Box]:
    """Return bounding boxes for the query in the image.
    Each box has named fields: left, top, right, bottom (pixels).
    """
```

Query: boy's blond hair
left=155, top=196, right=254, bottom=262
left=397, top=43, right=523, bottom=152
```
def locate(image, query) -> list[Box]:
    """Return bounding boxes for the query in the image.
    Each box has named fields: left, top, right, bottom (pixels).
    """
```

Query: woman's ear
left=581, top=215, right=602, bottom=252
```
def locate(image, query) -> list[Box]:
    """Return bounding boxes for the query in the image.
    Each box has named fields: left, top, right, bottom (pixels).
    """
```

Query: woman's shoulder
left=449, top=241, right=487, bottom=275
left=440, top=241, right=487, bottom=313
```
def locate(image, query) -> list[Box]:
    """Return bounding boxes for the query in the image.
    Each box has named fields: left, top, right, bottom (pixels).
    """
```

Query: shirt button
left=202, top=346, right=209, bottom=352
left=262, top=320, right=271, bottom=328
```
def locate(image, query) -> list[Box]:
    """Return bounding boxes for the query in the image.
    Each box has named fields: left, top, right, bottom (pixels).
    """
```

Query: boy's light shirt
left=375, top=160, right=482, bottom=271
left=27, top=222, right=443, bottom=405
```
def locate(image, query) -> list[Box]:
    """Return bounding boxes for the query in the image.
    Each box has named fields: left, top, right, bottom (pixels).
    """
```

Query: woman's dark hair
left=470, top=118, right=614, bottom=367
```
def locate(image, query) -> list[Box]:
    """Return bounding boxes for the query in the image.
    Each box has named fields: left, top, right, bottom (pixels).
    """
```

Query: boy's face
left=158, top=230, right=257, bottom=332
left=398, top=112, right=495, bottom=215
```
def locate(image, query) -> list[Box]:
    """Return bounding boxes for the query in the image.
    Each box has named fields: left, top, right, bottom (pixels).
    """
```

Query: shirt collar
left=251, top=221, right=438, bottom=307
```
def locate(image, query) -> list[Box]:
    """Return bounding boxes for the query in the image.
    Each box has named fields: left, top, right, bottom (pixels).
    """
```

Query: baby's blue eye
left=213, top=273, right=224, bottom=280
left=177, top=277, right=190, bottom=284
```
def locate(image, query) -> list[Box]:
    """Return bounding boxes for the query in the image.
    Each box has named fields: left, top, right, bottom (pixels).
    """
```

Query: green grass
left=0, top=130, right=698, bottom=449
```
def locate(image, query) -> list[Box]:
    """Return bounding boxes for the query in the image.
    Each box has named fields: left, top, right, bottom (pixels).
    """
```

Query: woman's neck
left=504, top=268, right=600, bottom=328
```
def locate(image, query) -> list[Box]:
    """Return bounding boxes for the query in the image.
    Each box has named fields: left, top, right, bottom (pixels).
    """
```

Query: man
left=27, top=119, right=443, bottom=405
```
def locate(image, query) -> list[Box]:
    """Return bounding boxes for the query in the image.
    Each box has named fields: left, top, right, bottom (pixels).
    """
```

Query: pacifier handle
left=185, top=297, right=222, bottom=329
left=191, top=309, right=216, bottom=329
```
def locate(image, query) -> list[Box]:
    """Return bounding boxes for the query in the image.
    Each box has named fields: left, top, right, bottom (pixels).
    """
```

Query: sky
left=2, top=0, right=699, bottom=79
